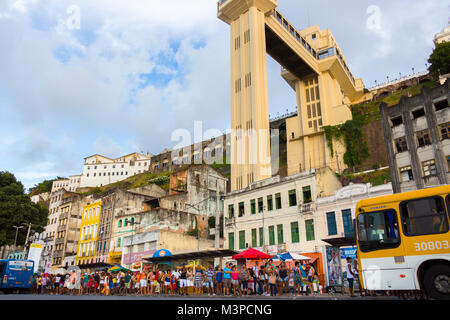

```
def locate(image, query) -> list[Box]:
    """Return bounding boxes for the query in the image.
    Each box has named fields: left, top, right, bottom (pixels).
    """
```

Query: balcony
left=299, top=202, right=315, bottom=214
left=225, top=217, right=235, bottom=227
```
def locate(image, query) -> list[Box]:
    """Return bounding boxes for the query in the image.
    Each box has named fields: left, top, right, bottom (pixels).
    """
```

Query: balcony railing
left=271, top=9, right=317, bottom=60
left=299, top=202, right=315, bottom=214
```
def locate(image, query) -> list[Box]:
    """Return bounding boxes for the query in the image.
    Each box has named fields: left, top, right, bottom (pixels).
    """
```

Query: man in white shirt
left=346, top=257, right=356, bottom=297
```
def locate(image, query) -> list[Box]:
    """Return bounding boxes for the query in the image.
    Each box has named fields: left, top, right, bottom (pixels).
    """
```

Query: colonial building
left=223, top=168, right=341, bottom=255
left=53, top=192, right=85, bottom=267
left=93, top=185, right=166, bottom=265
left=79, top=153, right=152, bottom=188
left=75, top=200, right=102, bottom=266
left=380, top=81, right=450, bottom=193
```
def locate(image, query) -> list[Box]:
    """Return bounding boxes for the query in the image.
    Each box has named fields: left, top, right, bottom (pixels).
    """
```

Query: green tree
left=0, top=172, right=48, bottom=246
left=28, top=176, right=65, bottom=195
left=428, top=41, right=450, bottom=77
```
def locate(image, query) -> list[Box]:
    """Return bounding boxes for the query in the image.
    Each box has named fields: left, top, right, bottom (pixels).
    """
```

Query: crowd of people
left=30, top=259, right=326, bottom=297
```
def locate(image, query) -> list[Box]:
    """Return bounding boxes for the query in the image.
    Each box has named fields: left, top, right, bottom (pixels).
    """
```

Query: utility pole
left=22, top=223, right=32, bottom=258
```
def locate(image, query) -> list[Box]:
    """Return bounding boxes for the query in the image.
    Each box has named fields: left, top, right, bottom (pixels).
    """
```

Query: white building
left=79, top=153, right=152, bottom=188
left=434, top=25, right=450, bottom=44
left=223, top=168, right=342, bottom=255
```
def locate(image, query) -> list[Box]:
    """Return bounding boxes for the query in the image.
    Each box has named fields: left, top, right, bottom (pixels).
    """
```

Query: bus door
left=357, top=209, right=415, bottom=290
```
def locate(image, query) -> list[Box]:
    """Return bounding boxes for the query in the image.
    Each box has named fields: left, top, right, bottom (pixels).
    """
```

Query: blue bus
left=0, top=259, right=34, bottom=293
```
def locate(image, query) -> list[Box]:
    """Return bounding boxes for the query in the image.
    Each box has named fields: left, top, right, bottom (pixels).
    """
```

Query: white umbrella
left=279, top=252, right=311, bottom=261
left=51, top=268, right=67, bottom=275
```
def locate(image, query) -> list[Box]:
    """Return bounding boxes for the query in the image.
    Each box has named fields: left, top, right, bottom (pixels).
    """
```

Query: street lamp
left=12, top=225, right=24, bottom=247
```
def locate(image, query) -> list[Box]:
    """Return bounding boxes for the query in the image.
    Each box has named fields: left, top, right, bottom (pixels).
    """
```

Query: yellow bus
left=355, top=185, right=450, bottom=300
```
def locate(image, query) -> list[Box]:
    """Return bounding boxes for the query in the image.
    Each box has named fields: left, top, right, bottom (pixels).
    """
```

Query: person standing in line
left=252, top=262, right=260, bottom=295
left=215, top=266, right=223, bottom=296
left=279, top=263, right=289, bottom=296
left=231, top=266, right=240, bottom=296
left=206, top=265, right=215, bottom=296
left=268, top=270, right=277, bottom=297
left=194, top=268, right=203, bottom=296
left=293, top=262, right=302, bottom=296
left=223, top=263, right=232, bottom=296
left=179, top=268, right=187, bottom=296
left=307, top=263, right=316, bottom=296
left=346, top=257, right=356, bottom=298
left=258, top=267, right=266, bottom=295
left=241, top=267, right=249, bottom=296
left=187, top=268, right=194, bottom=295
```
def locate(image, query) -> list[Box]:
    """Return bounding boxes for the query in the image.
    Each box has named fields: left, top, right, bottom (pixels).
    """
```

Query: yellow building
left=218, top=0, right=371, bottom=190
left=75, top=201, right=101, bottom=266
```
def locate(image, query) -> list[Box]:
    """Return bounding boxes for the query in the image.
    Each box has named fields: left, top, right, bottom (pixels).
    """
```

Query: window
left=326, top=212, right=338, bottom=236
left=267, top=195, right=273, bottom=211
left=394, top=137, right=408, bottom=153
left=250, top=199, right=256, bottom=215
left=356, top=210, right=399, bottom=250
left=434, top=99, right=449, bottom=111
left=400, top=166, right=414, bottom=182
left=342, top=209, right=354, bottom=238
left=238, top=202, right=245, bottom=217
left=303, top=186, right=312, bottom=203
left=268, top=226, right=275, bottom=245
left=259, top=227, right=264, bottom=246
left=440, top=122, right=450, bottom=140
left=400, top=197, right=449, bottom=236
left=288, top=189, right=297, bottom=207
left=118, top=220, right=122, bottom=228
left=117, top=238, right=121, bottom=248
left=305, top=219, right=315, bottom=241
left=275, top=193, right=282, bottom=210
left=416, top=129, right=431, bottom=147
left=391, top=116, right=403, bottom=127
left=447, top=156, right=450, bottom=172
left=239, top=230, right=246, bottom=249
left=277, top=224, right=284, bottom=244
left=251, top=229, right=257, bottom=248
left=422, top=159, right=436, bottom=177
left=412, top=108, right=425, bottom=119
left=291, top=222, right=299, bottom=243
left=228, top=232, right=235, bottom=250
left=258, top=197, right=263, bottom=213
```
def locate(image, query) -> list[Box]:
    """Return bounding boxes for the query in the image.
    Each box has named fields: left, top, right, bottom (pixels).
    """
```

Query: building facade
left=80, top=153, right=152, bottom=188
left=223, top=168, right=341, bottom=255
left=380, top=81, right=450, bottom=193
left=53, top=192, right=85, bottom=267
left=76, top=200, right=102, bottom=266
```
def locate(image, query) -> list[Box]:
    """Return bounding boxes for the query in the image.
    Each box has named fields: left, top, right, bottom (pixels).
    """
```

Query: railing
left=225, top=217, right=235, bottom=227
left=271, top=9, right=317, bottom=60
left=271, top=9, right=356, bottom=85
left=299, top=202, right=315, bottom=214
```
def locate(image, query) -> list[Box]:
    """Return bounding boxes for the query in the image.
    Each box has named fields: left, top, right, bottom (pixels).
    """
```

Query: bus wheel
left=424, top=265, right=450, bottom=300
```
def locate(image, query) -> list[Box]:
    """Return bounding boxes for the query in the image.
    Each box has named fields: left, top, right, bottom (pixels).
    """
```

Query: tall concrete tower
left=218, top=0, right=277, bottom=191
left=218, top=1, right=368, bottom=192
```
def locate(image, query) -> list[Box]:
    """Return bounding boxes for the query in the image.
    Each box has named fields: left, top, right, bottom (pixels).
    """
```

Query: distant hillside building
left=79, top=153, right=152, bottom=188
left=380, top=80, right=450, bottom=193
left=434, top=25, right=450, bottom=44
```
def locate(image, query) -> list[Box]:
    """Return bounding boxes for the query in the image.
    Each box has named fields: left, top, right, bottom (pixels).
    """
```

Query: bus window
left=0, top=262, right=5, bottom=275
left=400, top=197, right=449, bottom=236
left=357, top=210, right=401, bottom=252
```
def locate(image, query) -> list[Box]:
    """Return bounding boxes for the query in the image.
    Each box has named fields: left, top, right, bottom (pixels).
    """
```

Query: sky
left=0, top=0, right=448, bottom=191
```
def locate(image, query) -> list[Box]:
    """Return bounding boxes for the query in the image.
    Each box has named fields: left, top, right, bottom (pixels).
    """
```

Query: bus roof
left=356, top=185, right=450, bottom=213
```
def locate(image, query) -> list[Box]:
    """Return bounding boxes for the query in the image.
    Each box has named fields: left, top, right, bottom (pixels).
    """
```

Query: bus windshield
left=357, top=210, right=401, bottom=252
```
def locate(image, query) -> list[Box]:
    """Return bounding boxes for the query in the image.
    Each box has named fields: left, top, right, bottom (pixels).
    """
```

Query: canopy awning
left=321, top=237, right=356, bottom=247
left=143, top=249, right=238, bottom=263
left=232, top=248, right=271, bottom=260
